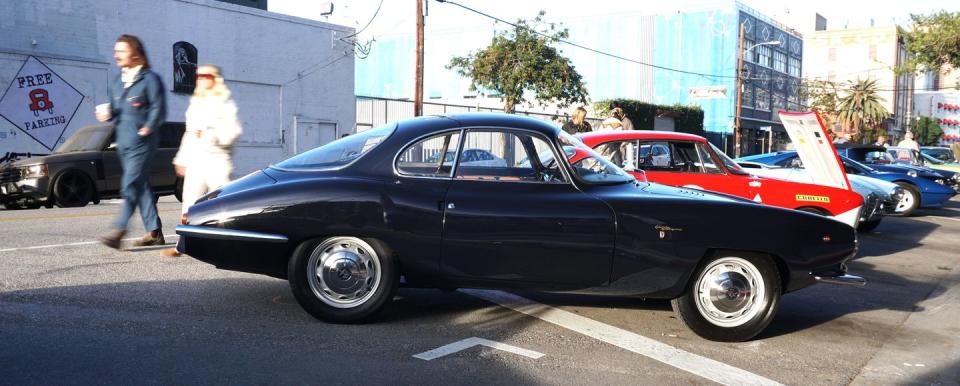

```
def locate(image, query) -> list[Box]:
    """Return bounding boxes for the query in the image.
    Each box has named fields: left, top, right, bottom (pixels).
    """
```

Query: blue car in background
left=738, top=151, right=956, bottom=216
left=834, top=145, right=960, bottom=187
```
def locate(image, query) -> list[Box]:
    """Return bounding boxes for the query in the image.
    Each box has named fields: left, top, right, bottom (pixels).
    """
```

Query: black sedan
left=176, top=113, right=863, bottom=342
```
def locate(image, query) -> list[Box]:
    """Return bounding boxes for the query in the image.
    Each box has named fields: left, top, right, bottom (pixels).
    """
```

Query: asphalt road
left=1, top=196, right=958, bottom=385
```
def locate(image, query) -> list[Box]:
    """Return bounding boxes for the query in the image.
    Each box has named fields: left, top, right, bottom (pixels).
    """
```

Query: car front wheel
left=671, top=252, right=781, bottom=342
left=288, top=236, right=398, bottom=323
left=53, top=172, right=94, bottom=208
left=892, top=182, right=919, bottom=216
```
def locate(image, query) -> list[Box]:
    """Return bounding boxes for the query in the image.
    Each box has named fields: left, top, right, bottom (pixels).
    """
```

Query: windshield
left=888, top=148, right=923, bottom=166
left=861, top=149, right=898, bottom=164
left=274, top=124, right=394, bottom=170
left=557, top=132, right=634, bottom=184
left=842, top=156, right=876, bottom=173
left=921, top=152, right=945, bottom=165
left=710, top=143, right=749, bottom=175
left=55, top=125, right=112, bottom=153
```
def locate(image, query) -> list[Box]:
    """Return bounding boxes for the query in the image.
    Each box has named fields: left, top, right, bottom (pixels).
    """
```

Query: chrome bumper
left=814, top=274, right=866, bottom=287
left=175, top=225, right=288, bottom=243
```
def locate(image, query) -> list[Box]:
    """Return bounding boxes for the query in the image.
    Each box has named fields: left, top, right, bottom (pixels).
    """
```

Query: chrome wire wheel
left=306, top=237, right=381, bottom=309
left=694, top=257, right=767, bottom=328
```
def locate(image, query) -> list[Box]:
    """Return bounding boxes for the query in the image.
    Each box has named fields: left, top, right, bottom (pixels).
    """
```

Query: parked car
left=737, top=161, right=901, bottom=231
left=920, top=152, right=960, bottom=174
left=888, top=147, right=960, bottom=183
left=835, top=144, right=958, bottom=189
left=177, top=113, right=863, bottom=342
left=577, top=131, right=864, bottom=227
left=921, top=146, right=957, bottom=163
left=0, top=122, right=184, bottom=209
left=738, top=151, right=957, bottom=216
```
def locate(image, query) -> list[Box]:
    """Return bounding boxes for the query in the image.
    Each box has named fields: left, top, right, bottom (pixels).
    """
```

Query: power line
left=434, top=0, right=741, bottom=80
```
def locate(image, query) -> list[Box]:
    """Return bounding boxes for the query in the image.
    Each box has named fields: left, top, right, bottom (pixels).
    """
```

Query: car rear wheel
left=671, top=252, right=781, bottom=342
left=53, top=172, right=94, bottom=208
left=892, top=182, right=919, bottom=216
left=288, top=236, right=398, bottom=323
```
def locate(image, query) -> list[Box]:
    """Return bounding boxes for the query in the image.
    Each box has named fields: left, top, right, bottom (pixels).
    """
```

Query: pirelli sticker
left=796, top=194, right=830, bottom=203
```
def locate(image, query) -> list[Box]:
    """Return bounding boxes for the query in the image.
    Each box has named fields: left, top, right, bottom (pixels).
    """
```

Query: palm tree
left=837, top=78, right=890, bottom=142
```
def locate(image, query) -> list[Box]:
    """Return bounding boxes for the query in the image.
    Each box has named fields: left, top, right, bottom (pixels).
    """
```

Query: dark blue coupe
left=176, top=113, right=863, bottom=342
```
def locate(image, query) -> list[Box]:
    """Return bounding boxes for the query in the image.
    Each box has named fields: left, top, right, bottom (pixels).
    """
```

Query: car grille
left=860, top=193, right=882, bottom=221
left=0, top=167, right=22, bottom=184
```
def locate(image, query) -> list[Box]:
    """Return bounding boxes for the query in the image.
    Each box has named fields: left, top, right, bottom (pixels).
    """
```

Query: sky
left=270, top=0, right=960, bottom=40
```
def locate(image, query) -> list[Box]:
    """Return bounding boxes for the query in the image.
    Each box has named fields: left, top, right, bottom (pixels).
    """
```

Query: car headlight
left=907, top=170, right=918, bottom=178
left=21, top=164, right=48, bottom=179
left=935, top=179, right=946, bottom=185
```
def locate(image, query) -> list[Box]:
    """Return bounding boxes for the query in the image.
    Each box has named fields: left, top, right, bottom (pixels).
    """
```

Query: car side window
left=455, top=130, right=566, bottom=183
left=396, top=131, right=462, bottom=177
left=695, top=143, right=724, bottom=174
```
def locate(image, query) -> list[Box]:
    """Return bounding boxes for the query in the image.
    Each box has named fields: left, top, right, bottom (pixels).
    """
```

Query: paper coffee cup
left=96, top=103, right=111, bottom=119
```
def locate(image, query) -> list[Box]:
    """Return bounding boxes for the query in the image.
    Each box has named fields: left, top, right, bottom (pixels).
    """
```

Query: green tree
left=914, top=116, right=944, bottom=145
left=447, top=11, right=588, bottom=113
left=837, top=78, right=890, bottom=142
left=901, top=11, right=960, bottom=88
left=800, top=79, right=842, bottom=130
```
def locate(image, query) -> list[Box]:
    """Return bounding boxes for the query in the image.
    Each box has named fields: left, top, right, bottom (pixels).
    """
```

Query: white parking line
left=413, top=337, right=545, bottom=361
left=0, top=234, right=179, bottom=253
left=462, top=289, right=783, bottom=386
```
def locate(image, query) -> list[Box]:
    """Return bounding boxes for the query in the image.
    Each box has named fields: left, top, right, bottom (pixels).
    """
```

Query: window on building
left=772, top=93, right=787, bottom=111
left=755, top=88, right=771, bottom=111
left=743, top=39, right=756, bottom=62
left=742, top=86, right=755, bottom=109
left=773, top=51, right=787, bottom=73
left=788, top=57, right=800, bottom=77
left=756, top=45, right=772, bottom=67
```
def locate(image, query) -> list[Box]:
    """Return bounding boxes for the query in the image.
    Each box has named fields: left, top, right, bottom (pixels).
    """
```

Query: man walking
left=97, top=34, right=166, bottom=249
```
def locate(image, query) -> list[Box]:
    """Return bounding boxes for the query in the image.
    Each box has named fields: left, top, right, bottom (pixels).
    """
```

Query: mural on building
left=0, top=56, right=84, bottom=151
left=173, top=41, right=198, bottom=94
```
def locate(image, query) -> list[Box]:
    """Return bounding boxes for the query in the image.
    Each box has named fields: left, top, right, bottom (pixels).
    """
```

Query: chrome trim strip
left=175, top=225, right=288, bottom=243
left=814, top=274, right=866, bottom=287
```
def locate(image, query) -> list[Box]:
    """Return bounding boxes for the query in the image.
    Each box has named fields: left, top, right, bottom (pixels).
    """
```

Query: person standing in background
left=97, top=34, right=166, bottom=249
left=610, top=102, right=635, bottom=131
left=164, top=64, right=243, bottom=257
left=873, top=134, right=889, bottom=147
left=561, top=106, right=592, bottom=134
left=897, top=132, right=920, bottom=151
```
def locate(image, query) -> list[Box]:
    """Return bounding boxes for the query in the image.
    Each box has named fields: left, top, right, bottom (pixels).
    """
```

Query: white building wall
left=914, top=91, right=960, bottom=145
left=0, top=0, right=355, bottom=176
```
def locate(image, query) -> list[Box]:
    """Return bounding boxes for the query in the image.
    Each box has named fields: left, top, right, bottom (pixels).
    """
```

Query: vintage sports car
left=741, top=151, right=957, bottom=216
left=921, top=146, right=957, bottom=163
left=919, top=152, right=960, bottom=174
left=835, top=144, right=958, bottom=188
left=176, top=113, right=863, bottom=342
left=886, top=147, right=960, bottom=188
left=577, top=131, right=864, bottom=227
left=0, top=123, right=184, bottom=209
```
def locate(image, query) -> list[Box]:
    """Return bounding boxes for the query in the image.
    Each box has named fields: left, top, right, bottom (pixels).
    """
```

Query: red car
left=578, top=131, right=863, bottom=227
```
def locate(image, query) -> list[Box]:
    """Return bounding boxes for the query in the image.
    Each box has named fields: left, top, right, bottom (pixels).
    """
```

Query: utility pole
left=414, top=0, right=424, bottom=116
left=734, top=22, right=745, bottom=158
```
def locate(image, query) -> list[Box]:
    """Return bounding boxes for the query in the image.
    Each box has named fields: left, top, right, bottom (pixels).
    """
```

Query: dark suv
left=0, top=123, right=184, bottom=209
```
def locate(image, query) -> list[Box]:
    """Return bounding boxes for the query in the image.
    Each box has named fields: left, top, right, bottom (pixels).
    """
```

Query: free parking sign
left=0, top=56, right=84, bottom=151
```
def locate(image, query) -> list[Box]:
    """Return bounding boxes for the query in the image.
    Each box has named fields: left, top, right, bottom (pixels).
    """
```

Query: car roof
left=578, top=130, right=706, bottom=144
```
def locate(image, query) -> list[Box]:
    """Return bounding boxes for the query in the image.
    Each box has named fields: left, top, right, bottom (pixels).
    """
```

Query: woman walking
left=163, top=64, right=242, bottom=256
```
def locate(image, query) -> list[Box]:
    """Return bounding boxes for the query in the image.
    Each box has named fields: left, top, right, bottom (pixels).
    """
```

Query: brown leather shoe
left=132, top=230, right=165, bottom=247
left=160, top=248, right=182, bottom=257
left=99, top=229, right=126, bottom=250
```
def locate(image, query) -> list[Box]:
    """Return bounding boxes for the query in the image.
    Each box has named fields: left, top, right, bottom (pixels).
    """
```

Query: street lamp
left=734, top=22, right=781, bottom=158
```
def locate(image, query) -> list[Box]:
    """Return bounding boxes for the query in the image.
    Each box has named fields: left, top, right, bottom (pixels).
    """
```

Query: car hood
left=7, top=151, right=102, bottom=167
